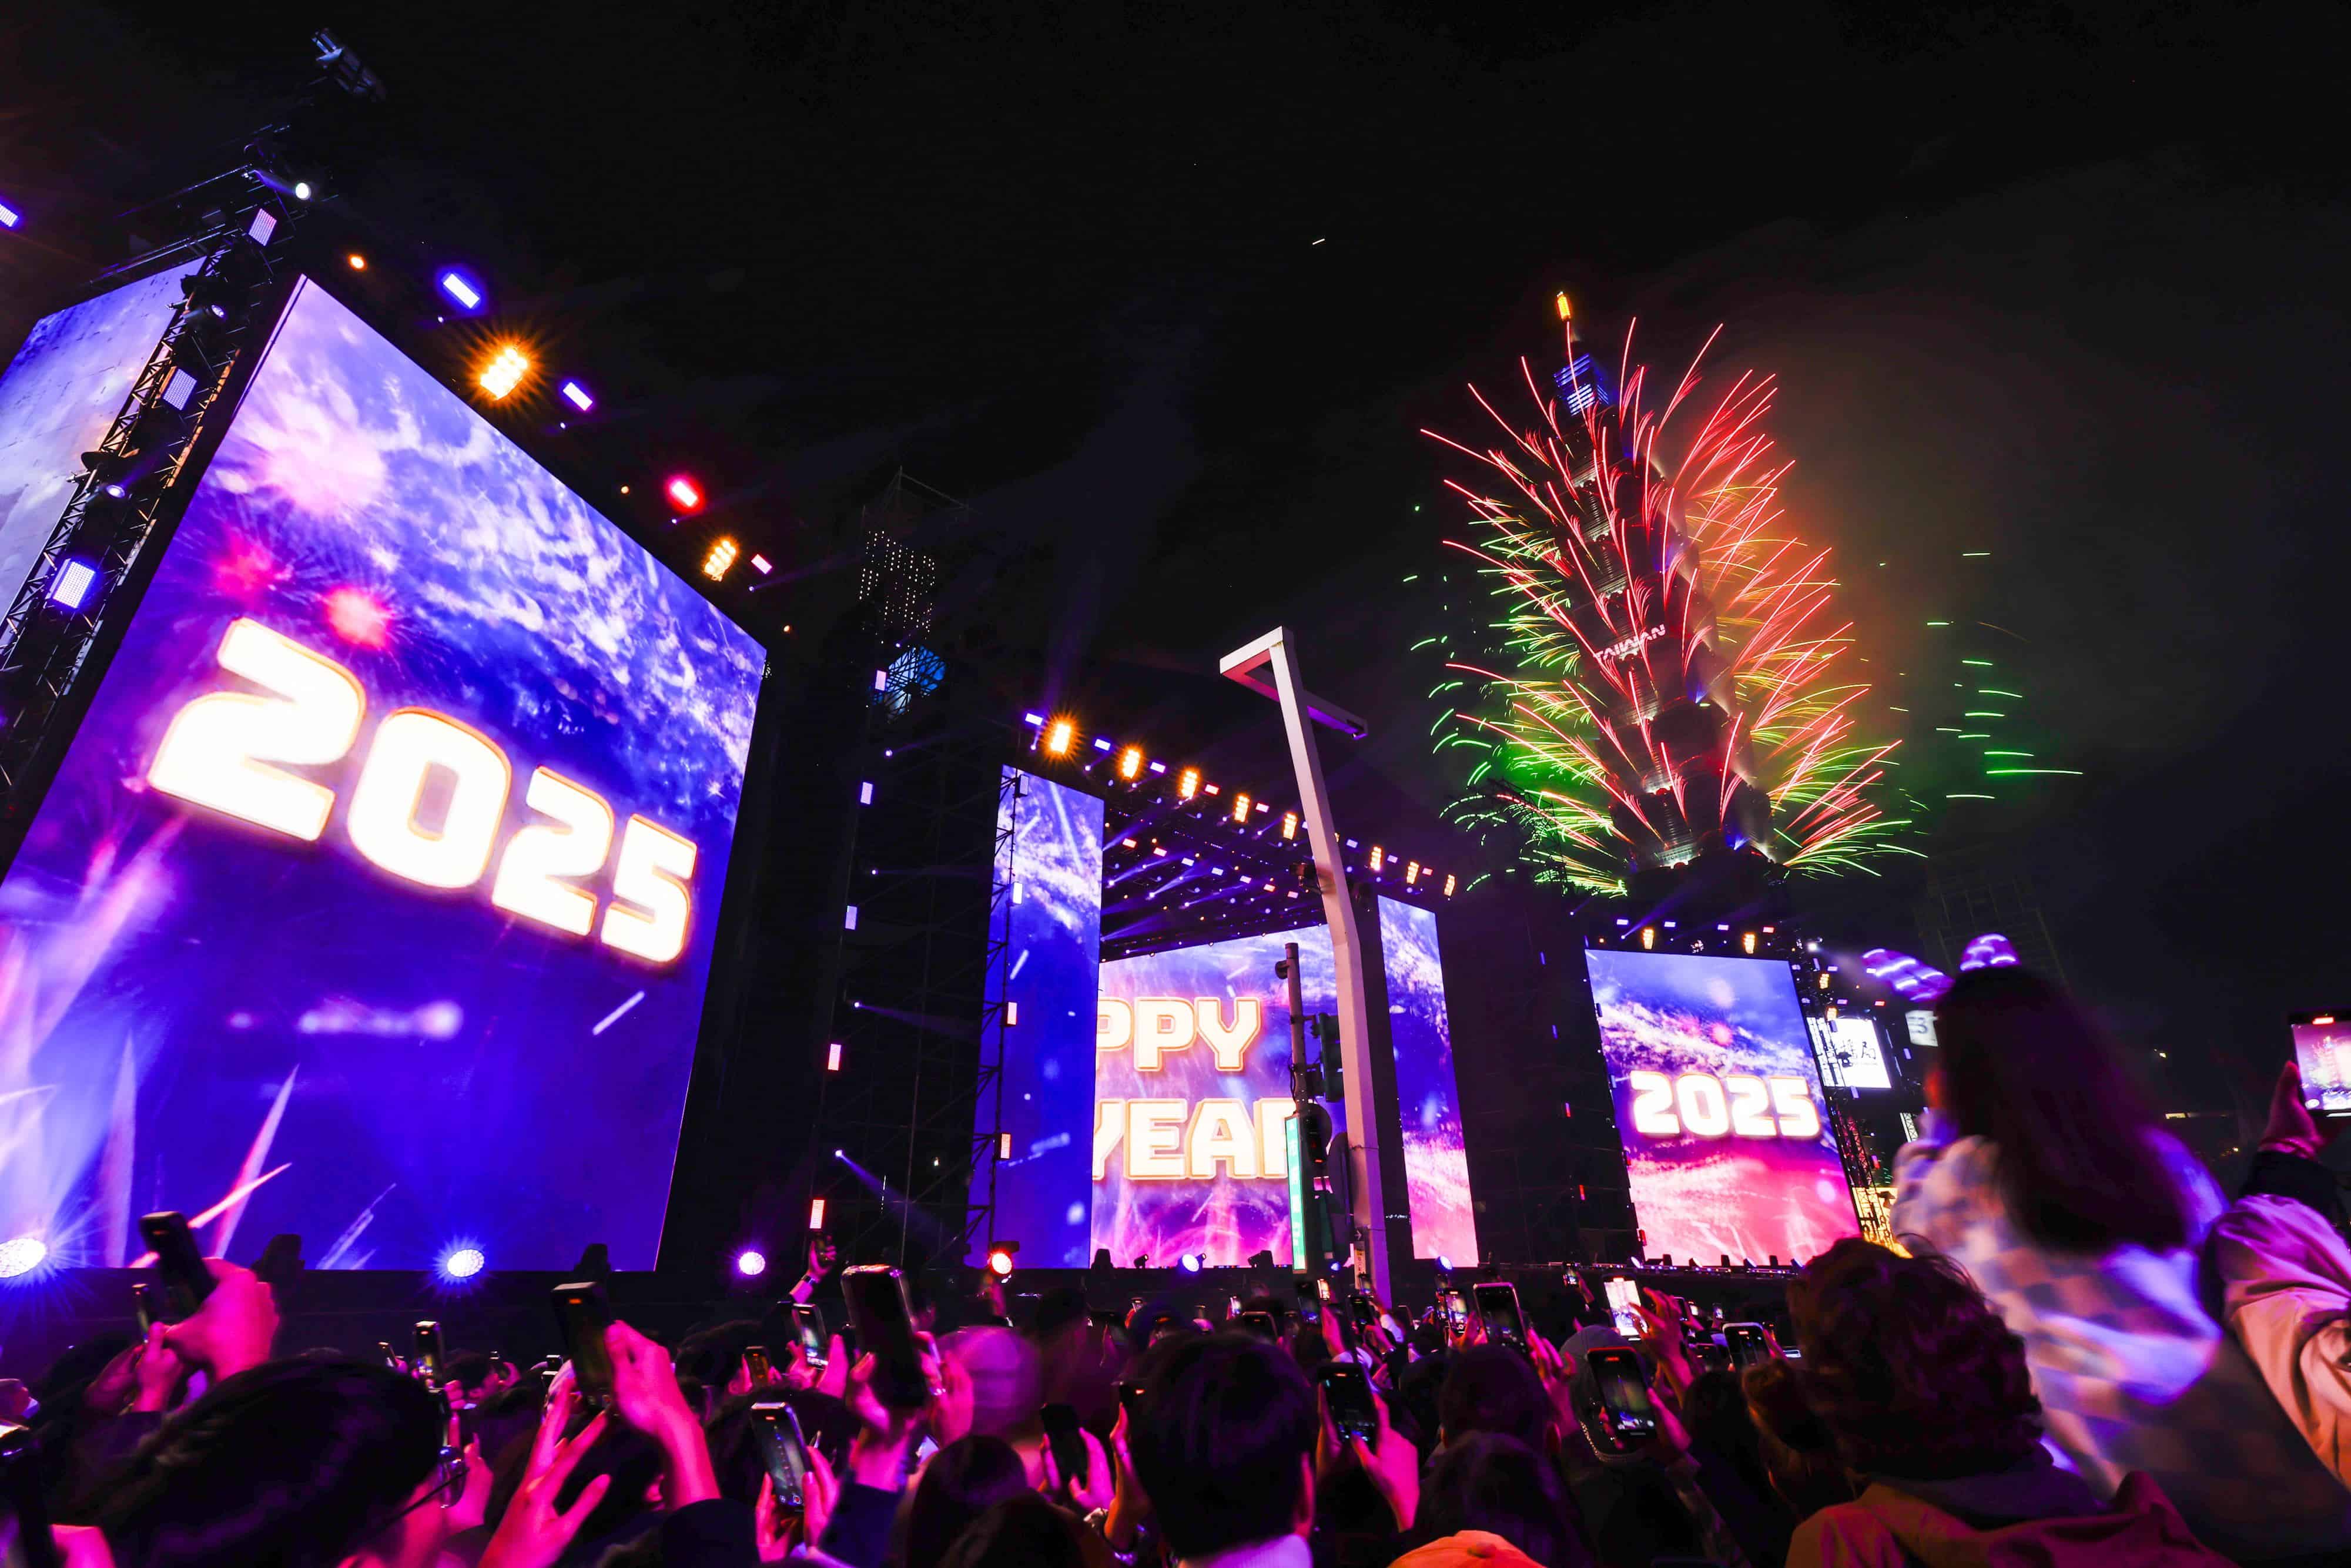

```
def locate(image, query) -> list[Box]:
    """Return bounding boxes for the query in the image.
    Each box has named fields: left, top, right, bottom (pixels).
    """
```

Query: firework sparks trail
left=1426, top=304, right=1910, bottom=892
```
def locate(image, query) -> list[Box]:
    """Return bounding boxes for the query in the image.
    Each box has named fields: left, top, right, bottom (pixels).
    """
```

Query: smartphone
left=745, top=1346, right=773, bottom=1386
left=792, top=1304, right=829, bottom=1369
left=1587, top=1346, right=1659, bottom=1442
left=751, top=1400, right=809, bottom=1509
left=1724, top=1322, right=1771, bottom=1368
left=413, top=1321, right=447, bottom=1387
left=1693, top=1341, right=1732, bottom=1373
left=379, top=1342, right=403, bottom=1371
left=1228, top=1295, right=1243, bottom=1319
left=1603, top=1276, right=1643, bottom=1339
left=1472, top=1281, right=1525, bottom=1346
left=1238, top=1309, right=1280, bottom=1341
left=841, top=1264, right=929, bottom=1409
left=1314, top=1276, right=1332, bottom=1302
left=1040, top=1401, right=1090, bottom=1489
left=1441, top=1288, right=1469, bottom=1335
left=2289, top=1010, right=2351, bottom=1117
left=1348, top=1291, right=1379, bottom=1330
left=1116, top=1379, right=1144, bottom=1418
left=130, top=1281, right=160, bottom=1336
left=552, top=1279, right=616, bottom=1405
left=138, top=1212, right=213, bottom=1320
left=1315, top=1361, right=1379, bottom=1445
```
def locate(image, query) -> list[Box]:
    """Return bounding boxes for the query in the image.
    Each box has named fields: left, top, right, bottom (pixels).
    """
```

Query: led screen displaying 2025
left=0, top=279, right=765, bottom=1271
left=1586, top=949, right=1858, bottom=1265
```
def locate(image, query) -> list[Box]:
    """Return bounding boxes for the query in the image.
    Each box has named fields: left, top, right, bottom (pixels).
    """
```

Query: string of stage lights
left=1023, top=710, right=1460, bottom=903
left=396, top=260, right=770, bottom=588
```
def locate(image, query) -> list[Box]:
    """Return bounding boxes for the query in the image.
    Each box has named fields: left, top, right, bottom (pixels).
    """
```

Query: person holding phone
left=2210, top=1058, right=2351, bottom=1489
left=1895, top=968, right=2351, bottom=1562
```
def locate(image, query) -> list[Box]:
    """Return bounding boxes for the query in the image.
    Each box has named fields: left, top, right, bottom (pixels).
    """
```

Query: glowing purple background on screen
left=0, top=278, right=762, bottom=1269
left=987, top=768, right=1104, bottom=1265
left=1587, top=949, right=1859, bottom=1264
left=1381, top=898, right=1476, bottom=1262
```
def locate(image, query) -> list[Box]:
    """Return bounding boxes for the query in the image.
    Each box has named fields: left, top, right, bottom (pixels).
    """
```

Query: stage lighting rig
left=476, top=344, right=530, bottom=401
left=312, top=29, right=388, bottom=102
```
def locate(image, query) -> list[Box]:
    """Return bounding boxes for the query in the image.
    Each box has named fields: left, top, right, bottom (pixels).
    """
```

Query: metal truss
left=0, top=177, right=291, bottom=808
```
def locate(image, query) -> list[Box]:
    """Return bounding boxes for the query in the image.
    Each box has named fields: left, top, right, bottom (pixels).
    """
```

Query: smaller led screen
left=1380, top=897, right=1475, bottom=1262
left=1808, top=1015, right=1892, bottom=1090
left=989, top=768, right=1106, bottom=1264
left=0, top=264, right=197, bottom=610
left=1587, top=949, right=1858, bottom=1265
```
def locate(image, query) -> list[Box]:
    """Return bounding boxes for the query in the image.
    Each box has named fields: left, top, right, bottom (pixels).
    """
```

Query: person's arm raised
left=157, top=1259, right=277, bottom=1382
left=477, top=1386, right=613, bottom=1568
left=607, top=1320, right=719, bottom=1507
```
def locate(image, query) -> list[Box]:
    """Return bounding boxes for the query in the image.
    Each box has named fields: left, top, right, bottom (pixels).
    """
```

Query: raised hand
left=815, top=1335, right=850, bottom=1400
left=607, top=1320, right=718, bottom=1507
left=477, top=1401, right=612, bottom=1568
left=159, top=1259, right=277, bottom=1380
left=1041, top=1428, right=1116, bottom=1513
left=927, top=1338, right=975, bottom=1446
left=444, top=1436, right=493, bottom=1533
left=2263, top=1060, right=2349, bottom=1160
left=1347, top=1389, right=1419, bottom=1533
left=130, top=1322, right=185, bottom=1413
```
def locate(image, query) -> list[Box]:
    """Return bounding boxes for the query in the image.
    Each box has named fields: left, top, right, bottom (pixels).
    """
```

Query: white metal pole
left=1221, top=627, right=1388, bottom=1302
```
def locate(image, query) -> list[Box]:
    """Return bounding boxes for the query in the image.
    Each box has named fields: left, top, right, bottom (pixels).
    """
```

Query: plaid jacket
left=1891, top=1124, right=2351, bottom=1561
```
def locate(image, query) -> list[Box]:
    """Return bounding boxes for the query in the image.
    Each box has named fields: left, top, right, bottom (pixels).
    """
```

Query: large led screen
left=1586, top=950, right=1859, bottom=1264
left=0, top=278, right=765, bottom=1270
left=0, top=264, right=198, bottom=614
left=989, top=768, right=1105, bottom=1263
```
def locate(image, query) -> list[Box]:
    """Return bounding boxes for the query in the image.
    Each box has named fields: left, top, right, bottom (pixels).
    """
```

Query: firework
left=1428, top=299, right=1907, bottom=893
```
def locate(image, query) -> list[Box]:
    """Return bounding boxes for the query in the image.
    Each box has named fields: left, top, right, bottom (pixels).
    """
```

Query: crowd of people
left=8, top=968, right=2351, bottom=1568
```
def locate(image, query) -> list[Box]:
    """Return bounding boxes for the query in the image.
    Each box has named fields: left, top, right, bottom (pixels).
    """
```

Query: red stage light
left=665, top=475, right=703, bottom=511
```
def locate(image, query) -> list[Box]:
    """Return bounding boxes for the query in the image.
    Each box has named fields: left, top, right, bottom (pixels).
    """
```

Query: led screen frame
left=1586, top=948, right=1861, bottom=1265
left=980, top=763, right=1475, bottom=1268
left=0, top=272, right=775, bottom=1272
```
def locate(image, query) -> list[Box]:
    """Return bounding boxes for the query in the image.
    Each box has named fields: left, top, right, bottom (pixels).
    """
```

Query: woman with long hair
left=1895, top=967, right=2351, bottom=1562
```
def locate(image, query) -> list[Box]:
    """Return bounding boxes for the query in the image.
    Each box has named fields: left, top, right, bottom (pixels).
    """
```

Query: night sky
left=4, top=2, right=2347, bottom=1122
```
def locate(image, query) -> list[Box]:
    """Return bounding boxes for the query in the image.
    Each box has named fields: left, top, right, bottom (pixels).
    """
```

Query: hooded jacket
left=1787, top=1463, right=2231, bottom=1568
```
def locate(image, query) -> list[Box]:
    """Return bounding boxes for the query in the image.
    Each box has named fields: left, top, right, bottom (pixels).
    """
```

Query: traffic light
left=1310, top=1015, right=1343, bottom=1101
left=1298, top=1102, right=1333, bottom=1174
